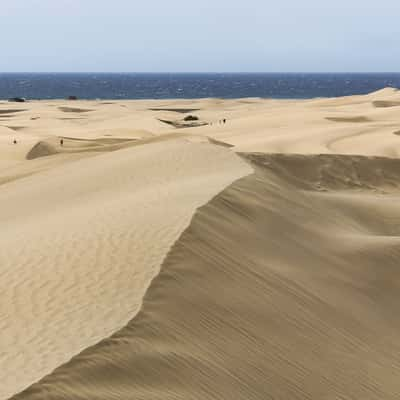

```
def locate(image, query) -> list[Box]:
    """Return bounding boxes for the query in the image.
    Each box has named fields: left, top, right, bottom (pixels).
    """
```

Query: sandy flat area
left=3, top=89, right=400, bottom=399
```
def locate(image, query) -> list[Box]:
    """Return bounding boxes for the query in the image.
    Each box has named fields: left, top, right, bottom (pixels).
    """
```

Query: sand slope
left=11, top=153, right=400, bottom=400
left=3, top=89, right=400, bottom=399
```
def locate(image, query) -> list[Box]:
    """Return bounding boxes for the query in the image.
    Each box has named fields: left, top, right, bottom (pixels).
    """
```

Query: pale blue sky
left=1, top=0, right=399, bottom=72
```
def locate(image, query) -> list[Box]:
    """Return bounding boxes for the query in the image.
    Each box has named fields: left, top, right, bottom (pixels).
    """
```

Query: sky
left=0, top=0, right=399, bottom=72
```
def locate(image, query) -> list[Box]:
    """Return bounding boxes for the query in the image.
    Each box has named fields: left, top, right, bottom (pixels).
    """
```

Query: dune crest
left=0, top=139, right=251, bottom=400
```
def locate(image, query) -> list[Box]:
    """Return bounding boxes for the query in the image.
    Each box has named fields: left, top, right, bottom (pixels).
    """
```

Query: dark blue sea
left=0, top=73, right=399, bottom=100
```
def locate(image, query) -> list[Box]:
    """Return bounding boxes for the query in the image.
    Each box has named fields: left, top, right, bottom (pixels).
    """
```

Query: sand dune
left=26, top=141, right=59, bottom=160
left=25, top=137, right=140, bottom=160
left=11, top=153, right=400, bottom=400
left=0, top=138, right=250, bottom=399
left=3, top=89, right=400, bottom=399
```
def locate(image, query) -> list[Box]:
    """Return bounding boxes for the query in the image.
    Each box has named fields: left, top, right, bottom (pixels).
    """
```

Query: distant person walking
left=223, top=118, right=226, bottom=124
left=60, top=138, right=64, bottom=147
left=13, top=139, right=17, bottom=144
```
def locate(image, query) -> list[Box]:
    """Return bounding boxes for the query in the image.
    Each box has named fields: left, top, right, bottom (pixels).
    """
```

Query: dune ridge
left=10, top=152, right=400, bottom=400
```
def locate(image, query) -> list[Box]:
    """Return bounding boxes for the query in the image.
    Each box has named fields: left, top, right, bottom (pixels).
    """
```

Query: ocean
left=0, top=73, right=399, bottom=100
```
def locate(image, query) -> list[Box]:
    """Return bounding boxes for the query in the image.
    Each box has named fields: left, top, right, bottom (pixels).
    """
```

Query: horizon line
left=1, top=71, right=400, bottom=75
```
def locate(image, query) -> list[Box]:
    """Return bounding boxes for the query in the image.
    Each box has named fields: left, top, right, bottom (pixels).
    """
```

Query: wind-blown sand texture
left=3, top=88, right=400, bottom=399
